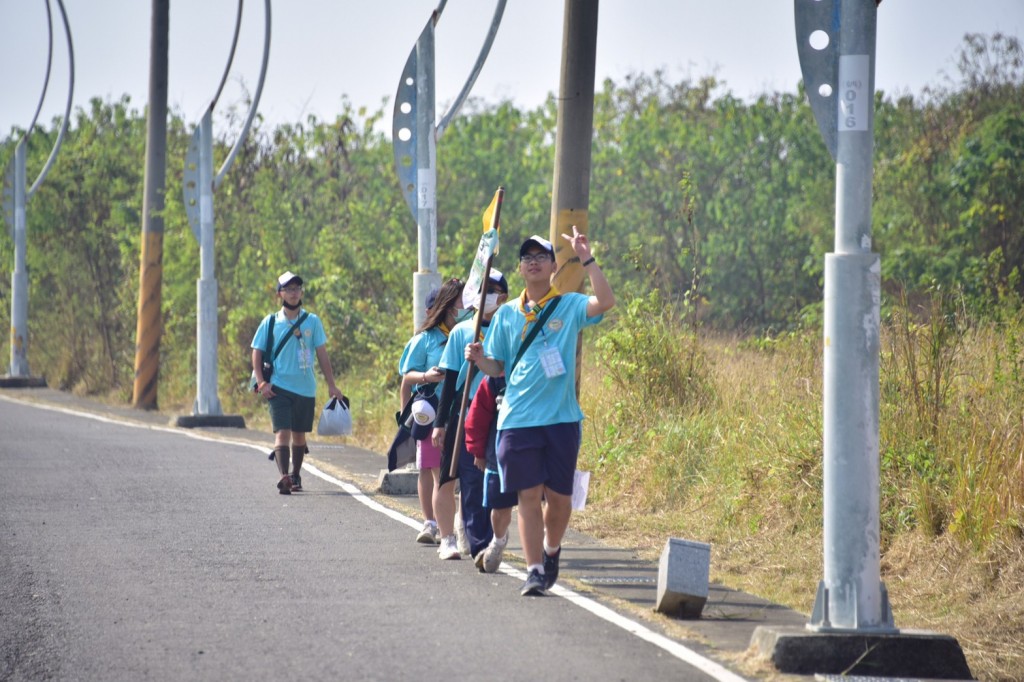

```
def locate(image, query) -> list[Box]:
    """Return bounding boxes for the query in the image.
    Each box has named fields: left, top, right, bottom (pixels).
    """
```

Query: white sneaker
left=455, top=517, right=471, bottom=556
left=481, top=532, right=508, bottom=573
left=416, top=521, right=439, bottom=544
left=438, top=534, right=461, bottom=560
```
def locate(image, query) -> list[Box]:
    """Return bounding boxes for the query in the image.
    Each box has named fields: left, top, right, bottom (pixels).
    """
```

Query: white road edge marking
left=1, top=394, right=749, bottom=682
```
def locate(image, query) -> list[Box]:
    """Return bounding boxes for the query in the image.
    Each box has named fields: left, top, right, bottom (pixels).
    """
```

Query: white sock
left=528, top=563, right=545, bottom=575
left=492, top=532, right=508, bottom=547
left=543, top=541, right=560, bottom=556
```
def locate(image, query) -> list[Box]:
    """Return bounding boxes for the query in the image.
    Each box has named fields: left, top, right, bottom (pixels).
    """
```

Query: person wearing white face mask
left=398, top=277, right=465, bottom=547
left=431, top=269, right=510, bottom=562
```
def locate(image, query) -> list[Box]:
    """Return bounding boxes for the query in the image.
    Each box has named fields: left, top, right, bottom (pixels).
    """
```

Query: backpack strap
left=263, top=314, right=275, bottom=359
left=271, top=311, right=309, bottom=361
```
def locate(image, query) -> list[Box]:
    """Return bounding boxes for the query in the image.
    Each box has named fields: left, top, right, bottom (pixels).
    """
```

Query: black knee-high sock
left=292, top=445, right=305, bottom=473
left=274, top=446, right=290, bottom=476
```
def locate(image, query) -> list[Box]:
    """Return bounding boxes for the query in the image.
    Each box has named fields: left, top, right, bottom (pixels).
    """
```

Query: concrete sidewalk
left=2, top=386, right=809, bottom=677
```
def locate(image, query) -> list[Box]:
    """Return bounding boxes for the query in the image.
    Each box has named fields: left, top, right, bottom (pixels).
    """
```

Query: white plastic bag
left=317, top=397, right=352, bottom=436
left=571, top=469, right=591, bottom=511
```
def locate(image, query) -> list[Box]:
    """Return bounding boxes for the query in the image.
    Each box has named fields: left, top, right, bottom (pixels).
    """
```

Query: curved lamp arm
left=29, top=0, right=74, bottom=196
left=211, top=0, right=244, bottom=110
left=214, top=0, right=271, bottom=188
left=434, top=0, right=449, bottom=22
left=436, top=0, right=507, bottom=140
left=25, top=0, right=53, bottom=138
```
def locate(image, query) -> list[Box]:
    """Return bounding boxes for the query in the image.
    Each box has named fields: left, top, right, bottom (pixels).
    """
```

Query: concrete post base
left=0, top=375, right=46, bottom=388
left=750, top=625, right=973, bottom=679
left=173, top=414, right=246, bottom=429
left=377, top=469, right=419, bottom=495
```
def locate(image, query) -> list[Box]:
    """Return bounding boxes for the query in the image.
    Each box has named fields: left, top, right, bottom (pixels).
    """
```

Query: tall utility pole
left=132, top=0, right=169, bottom=410
left=550, top=0, right=599, bottom=296
left=548, top=0, right=598, bottom=399
left=751, top=1, right=972, bottom=676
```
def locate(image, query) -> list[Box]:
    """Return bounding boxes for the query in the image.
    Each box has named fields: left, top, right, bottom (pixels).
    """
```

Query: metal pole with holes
left=3, top=0, right=74, bottom=387
left=752, top=5, right=971, bottom=676
left=795, top=0, right=894, bottom=634
left=393, top=0, right=507, bottom=331
left=177, top=0, right=269, bottom=427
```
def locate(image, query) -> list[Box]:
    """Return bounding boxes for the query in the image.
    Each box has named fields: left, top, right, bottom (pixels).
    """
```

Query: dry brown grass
left=567, top=322, right=1024, bottom=682
left=882, top=532, right=1024, bottom=681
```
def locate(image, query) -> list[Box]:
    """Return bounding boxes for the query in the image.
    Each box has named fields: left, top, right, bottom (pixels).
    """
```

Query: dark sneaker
left=290, top=473, right=303, bottom=492
left=277, top=475, right=292, bottom=495
left=542, top=547, right=561, bottom=589
left=520, top=569, right=547, bottom=596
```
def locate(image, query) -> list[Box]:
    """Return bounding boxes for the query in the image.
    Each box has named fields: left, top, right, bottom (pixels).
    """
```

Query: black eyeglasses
left=520, top=253, right=552, bottom=264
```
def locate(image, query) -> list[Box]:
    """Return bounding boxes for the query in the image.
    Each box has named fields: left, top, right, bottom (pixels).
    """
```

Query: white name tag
left=539, top=345, right=566, bottom=378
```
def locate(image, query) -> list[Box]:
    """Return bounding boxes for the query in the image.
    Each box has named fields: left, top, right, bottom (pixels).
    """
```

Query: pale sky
left=1, top=0, right=1022, bottom=136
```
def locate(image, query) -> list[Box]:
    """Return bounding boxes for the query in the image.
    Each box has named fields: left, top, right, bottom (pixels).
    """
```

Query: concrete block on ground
left=655, top=537, right=710, bottom=618
left=750, top=625, right=973, bottom=679
left=377, top=468, right=418, bottom=495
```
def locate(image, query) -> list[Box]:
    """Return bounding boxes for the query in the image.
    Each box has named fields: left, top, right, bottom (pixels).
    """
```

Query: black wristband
left=582, top=257, right=596, bottom=267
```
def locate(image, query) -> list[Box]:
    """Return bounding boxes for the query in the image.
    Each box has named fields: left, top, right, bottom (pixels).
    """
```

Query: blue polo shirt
left=483, top=292, right=602, bottom=430
left=251, top=309, right=327, bottom=398
left=398, top=327, right=448, bottom=396
left=439, top=317, right=493, bottom=400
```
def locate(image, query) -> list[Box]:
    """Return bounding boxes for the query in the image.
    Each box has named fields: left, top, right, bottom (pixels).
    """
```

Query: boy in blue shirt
left=466, top=229, right=615, bottom=595
left=252, top=272, right=345, bottom=494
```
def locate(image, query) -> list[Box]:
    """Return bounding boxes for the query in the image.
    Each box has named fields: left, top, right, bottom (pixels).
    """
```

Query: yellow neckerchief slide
left=518, top=286, right=560, bottom=340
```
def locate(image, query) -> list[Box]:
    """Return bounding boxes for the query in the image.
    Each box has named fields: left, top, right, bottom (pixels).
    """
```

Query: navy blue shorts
left=267, top=386, right=316, bottom=433
left=483, top=468, right=517, bottom=510
left=496, top=422, right=581, bottom=496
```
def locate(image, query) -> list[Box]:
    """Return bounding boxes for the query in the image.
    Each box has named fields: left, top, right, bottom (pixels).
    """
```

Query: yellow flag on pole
left=481, top=189, right=501, bottom=253
left=462, top=187, right=504, bottom=309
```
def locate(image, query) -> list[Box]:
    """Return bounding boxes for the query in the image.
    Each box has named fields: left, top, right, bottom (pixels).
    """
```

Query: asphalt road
left=0, top=395, right=749, bottom=681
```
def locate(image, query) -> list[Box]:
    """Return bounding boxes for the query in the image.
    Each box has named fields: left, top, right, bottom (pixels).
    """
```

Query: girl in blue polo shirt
left=398, top=278, right=465, bottom=549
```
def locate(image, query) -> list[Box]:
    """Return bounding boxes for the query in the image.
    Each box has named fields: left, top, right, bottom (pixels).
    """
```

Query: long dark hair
left=419, top=278, right=464, bottom=333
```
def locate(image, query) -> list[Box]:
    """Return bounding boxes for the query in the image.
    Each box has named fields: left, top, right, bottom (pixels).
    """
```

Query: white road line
left=1, top=394, right=748, bottom=682
left=302, top=463, right=421, bottom=530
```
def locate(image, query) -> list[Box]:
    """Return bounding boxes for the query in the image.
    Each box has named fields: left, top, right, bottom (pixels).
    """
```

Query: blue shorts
left=496, top=422, right=581, bottom=496
left=483, top=468, right=517, bottom=510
